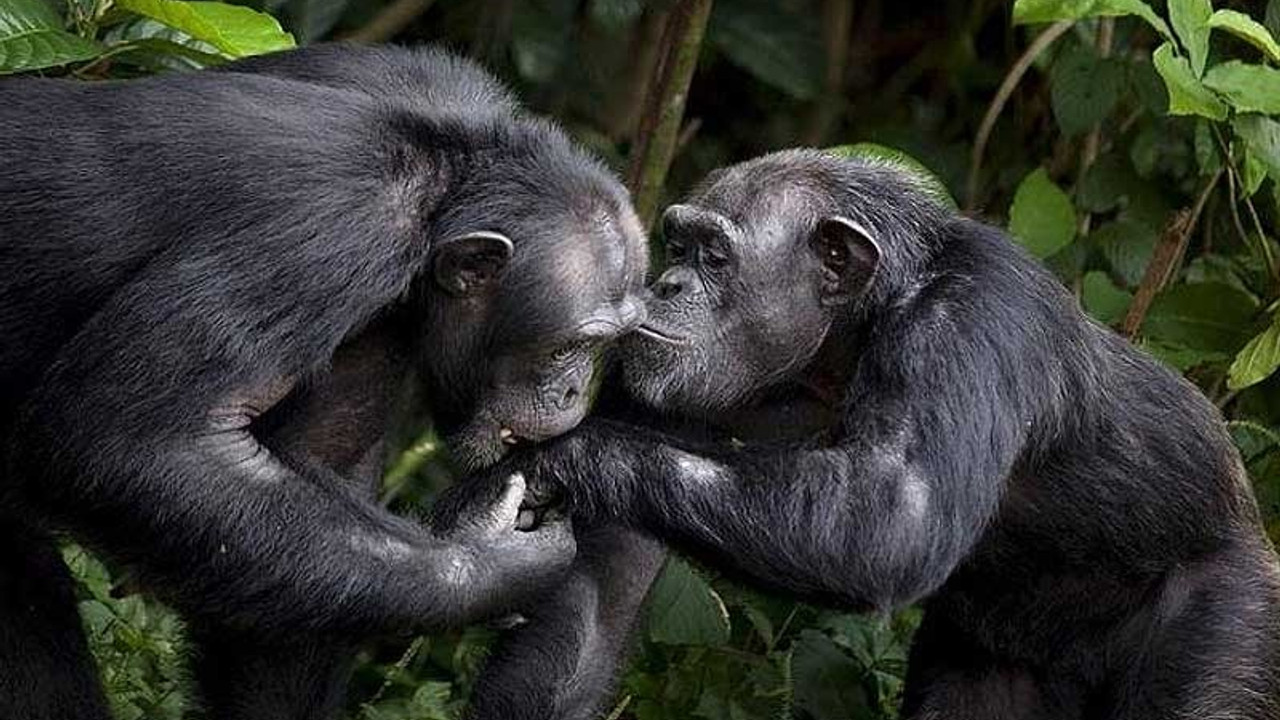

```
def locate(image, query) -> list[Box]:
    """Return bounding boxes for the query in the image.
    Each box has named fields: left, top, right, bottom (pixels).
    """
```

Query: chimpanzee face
left=422, top=162, right=649, bottom=469
left=620, top=156, right=879, bottom=417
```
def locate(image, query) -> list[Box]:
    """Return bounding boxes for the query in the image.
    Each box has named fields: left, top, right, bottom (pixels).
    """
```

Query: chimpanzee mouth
left=636, top=323, right=686, bottom=345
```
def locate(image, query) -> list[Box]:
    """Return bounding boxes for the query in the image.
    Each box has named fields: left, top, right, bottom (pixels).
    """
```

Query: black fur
left=0, top=44, right=649, bottom=719
left=500, top=150, right=1280, bottom=719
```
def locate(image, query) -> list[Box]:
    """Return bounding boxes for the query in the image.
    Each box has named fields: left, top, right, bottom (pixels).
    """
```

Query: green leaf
left=1208, top=9, right=1280, bottom=64
left=1195, top=119, right=1224, bottom=176
left=791, top=630, right=872, bottom=720
left=708, top=0, right=824, bottom=100
left=1229, top=317, right=1280, bottom=390
left=1202, top=61, right=1280, bottom=114
left=0, top=0, right=102, bottom=73
left=1092, top=218, right=1157, bottom=288
left=646, top=557, right=730, bottom=646
left=1169, top=0, right=1213, bottom=77
left=1051, top=44, right=1123, bottom=135
left=114, top=0, right=294, bottom=58
left=1012, top=0, right=1172, bottom=40
left=1082, top=270, right=1134, bottom=324
left=1235, top=114, right=1280, bottom=183
left=1152, top=43, right=1228, bottom=120
left=1242, top=147, right=1268, bottom=196
left=408, top=681, right=454, bottom=720
left=1142, top=282, right=1260, bottom=353
left=828, top=143, right=957, bottom=209
left=1008, top=168, right=1076, bottom=258
left=101, top=17, right=226, bottom=71
left=511, top=0, right=573, bottom=84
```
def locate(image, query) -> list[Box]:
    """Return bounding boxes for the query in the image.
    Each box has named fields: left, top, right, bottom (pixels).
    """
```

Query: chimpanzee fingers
left=427, top=471, right=509, bottom=535
left=489, top=473, right=526, bottom=530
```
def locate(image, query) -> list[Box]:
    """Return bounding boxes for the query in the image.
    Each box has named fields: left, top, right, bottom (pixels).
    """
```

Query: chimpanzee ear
left=810, top=216, right=880, bottom=307
left=433, top=231, right=514, bottom=296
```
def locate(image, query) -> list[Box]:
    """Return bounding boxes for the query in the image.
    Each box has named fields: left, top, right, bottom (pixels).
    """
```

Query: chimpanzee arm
left=8, top=213, right=573, bottom=636
left=518, top=290, right=1041, bottom=610
left=464, top=525, right=665, bottom=720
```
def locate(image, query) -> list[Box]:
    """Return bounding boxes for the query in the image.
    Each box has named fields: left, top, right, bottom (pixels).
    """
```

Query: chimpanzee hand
left=429, top=473, right=577, bottom=617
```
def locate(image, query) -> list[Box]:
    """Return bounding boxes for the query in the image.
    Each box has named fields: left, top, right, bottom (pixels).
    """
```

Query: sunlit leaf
left=1202, top=61, right=1280, bottom=115
left=828, top=143, right=957, bottom=209
left=1169, top=0, right=1213, bottom=77
left=1012, top=0, right=1172, bottom=40
left=1009, top=168, right=1076, bottom=258
left=1229, top=317, right=1280, bottom=390
left=1152, top=43, right=1227, bottom=120
left=115, top=0, right=294, bottom=58
left=1208, top=9, right=1280, bottom=64
left=0, top=0, right=102, bottom=73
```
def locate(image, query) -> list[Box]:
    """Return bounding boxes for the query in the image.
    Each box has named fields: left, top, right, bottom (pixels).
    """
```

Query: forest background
left=3, top=0, right=1280, bottom=717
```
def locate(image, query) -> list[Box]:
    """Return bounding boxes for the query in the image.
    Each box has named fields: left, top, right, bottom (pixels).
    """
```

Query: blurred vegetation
left=4, top=0, right=1280, bottom=717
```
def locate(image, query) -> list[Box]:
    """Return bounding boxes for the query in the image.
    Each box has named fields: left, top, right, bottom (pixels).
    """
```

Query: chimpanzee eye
left=666, top=239, right=688, bottom=263
left=552, top=346, right=577, bottom=363
left=701, top=245, right=730, bottom=269
left=819, top=232, right=849, bottom=273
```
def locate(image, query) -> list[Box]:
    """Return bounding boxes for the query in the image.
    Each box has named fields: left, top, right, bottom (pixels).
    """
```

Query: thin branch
left=1214, top=127, right=1280, bottom=283
left=1076, top=18, right=1113, bottom=236
left=1121, top=170, right=1222, bottom=338
left=606, top=8, right=668, bottom=142
left=342, top=0, right=438, bottom=43
left=966, top=20, right=1072, bottom=211
left=625, top=0, right=715, bottom=229
left=802, top=0, right=854, bottom=146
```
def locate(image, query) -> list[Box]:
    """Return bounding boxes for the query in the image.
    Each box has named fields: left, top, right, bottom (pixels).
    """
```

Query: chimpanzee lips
left=636, top=323, right=686, bottom=345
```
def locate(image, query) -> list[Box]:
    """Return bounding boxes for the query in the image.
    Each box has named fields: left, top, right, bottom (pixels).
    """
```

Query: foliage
left=7, top=0, right=1280, bottom=718
left=0, top=0, right=291, bottom=75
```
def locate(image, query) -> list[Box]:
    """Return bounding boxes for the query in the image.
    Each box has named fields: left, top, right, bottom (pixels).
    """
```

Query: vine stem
left=966, top=20, right=1073, bottom=211
left=625, top=0, right=715, bottom=229
left=342, top=0, right=439, bottom=43
left=1076, top=18, right=1113, bottom=236
left=1120, top=169, right=1222, bottom=338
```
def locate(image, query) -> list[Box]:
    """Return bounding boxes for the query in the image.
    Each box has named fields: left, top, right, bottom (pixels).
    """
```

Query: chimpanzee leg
left=466, top=525, right=666, bottom=720
left=187, top=325, right=407, bottom=720
left=0, top=520, right=112, bottom=720
left=900, top=614, right=1081, bottom=720
left=1102, top=545, right=1280, bottom=720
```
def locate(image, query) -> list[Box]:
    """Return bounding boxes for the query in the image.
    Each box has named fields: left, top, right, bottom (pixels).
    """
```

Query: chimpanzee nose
left=652, top=278, right=683, bottom=301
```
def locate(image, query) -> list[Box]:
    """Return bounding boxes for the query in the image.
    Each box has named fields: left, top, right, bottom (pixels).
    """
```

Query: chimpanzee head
left=419, top=119, right=648, bottom=469
left=621, top=150, right=946, bottom=417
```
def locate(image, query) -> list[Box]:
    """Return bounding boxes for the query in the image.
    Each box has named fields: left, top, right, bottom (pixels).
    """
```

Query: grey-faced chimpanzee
left=0, top=44, right=652, bottom=720
left=493, top=150, right=1280, bottom=719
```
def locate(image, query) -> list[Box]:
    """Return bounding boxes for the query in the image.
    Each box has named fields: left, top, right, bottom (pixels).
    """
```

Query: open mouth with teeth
left=635, top=323, right=685, bottom=345
left=499, top=427, right=521, bottom=445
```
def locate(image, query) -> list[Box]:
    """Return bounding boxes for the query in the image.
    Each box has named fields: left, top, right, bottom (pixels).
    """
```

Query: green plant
left=0, top=0, right=293, bottom=76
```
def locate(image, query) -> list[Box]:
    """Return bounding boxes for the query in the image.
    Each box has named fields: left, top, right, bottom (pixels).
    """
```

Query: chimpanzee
left=0, top=44, right=650, bottom=720
left=488, top=150, right=1280, bottom=719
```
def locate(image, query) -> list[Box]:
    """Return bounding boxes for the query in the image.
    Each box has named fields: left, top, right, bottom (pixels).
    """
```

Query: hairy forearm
left=529, top=418, right=990, bottom=609
left=13, top=413, right=515, bottom=635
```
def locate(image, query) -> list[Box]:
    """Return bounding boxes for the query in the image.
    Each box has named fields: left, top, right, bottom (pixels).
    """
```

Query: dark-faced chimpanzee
left=0, top=44, right=652, bottom=720
left=495, top=150, right=1280, bottom=719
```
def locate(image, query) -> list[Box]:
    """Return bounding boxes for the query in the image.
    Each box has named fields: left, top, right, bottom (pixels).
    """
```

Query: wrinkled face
left=621, top=167, right=879, bottom=417
left=424, top=190, right=649, bottom=469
